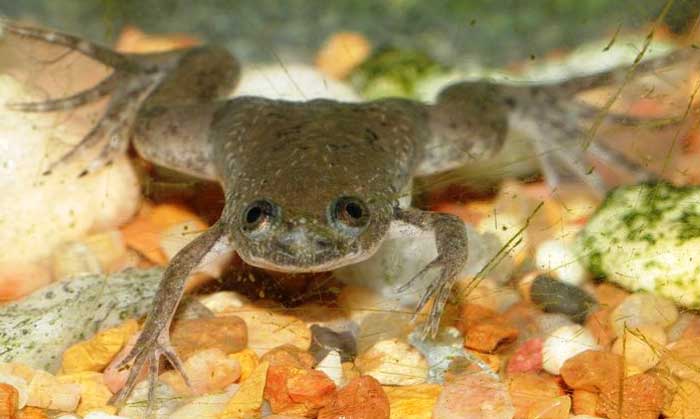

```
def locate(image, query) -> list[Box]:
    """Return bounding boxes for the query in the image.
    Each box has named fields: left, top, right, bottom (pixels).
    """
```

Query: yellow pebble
left=0, top=362, right=36, bottom=383
left=217, top=361, right=269, bottom=419
left=61, top=319, right=139, bottom=374
left=27, top=370, right=80, bottom=412
left=57, top=372, right=116, bottom=416
left=17, top=406, right=48, bottom=419
left=383, top=384, right=442, bottom=419
left=663, top=380, right=700, bottom=418
left=228, top=349, right=259, bottom=382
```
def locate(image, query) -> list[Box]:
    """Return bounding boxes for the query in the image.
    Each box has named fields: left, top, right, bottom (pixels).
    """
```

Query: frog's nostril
left=315, top=238, right=332, bottom=249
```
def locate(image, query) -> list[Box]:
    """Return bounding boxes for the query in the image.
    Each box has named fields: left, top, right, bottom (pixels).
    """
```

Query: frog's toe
left=108, top=330, right=190, bottom=414
left=406, top=256, right=460, bottom=339
left=159, top=336, right=191, bottom=389
left=109, top=342, right=150, bottom=407
left=42, top=118, right=126, bottom=176
left=43, top=74, right=163, bottom=177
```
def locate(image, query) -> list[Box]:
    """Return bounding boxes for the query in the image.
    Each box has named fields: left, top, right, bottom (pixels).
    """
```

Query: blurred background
left=2, top=0, right=698, bottom=67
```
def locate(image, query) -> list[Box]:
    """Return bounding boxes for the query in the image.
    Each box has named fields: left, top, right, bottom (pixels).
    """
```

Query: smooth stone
left=0, top=268, right=161, bottom=372
left=530, top=275, right=597, bottom=323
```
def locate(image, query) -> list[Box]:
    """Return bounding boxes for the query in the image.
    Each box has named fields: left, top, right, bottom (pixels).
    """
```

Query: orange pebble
left=0, top=263, right=52, bottom=302
left=315, top=32, right=372, bottom=79
left=508, top=373, right=564, bottom=419
left=120, top=203, right=208, bottom=265
left=16, top=407, right=46, bottom=419
left=596, top=373, right=665, bottom=419
left=115, top=25, right=201, bottom=53
left=0, top=383, right=18, bottom=419
left=560, top=350, right=623, bottom=393
left=572, top=389, right=598, bottom=416
left=527, top=395, right=571, bottom=419
left=457, top=304, right=519, bottom=353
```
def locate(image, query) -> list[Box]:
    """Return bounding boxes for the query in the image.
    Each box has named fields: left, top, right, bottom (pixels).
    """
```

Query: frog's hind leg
left=512, top=108, right=656, bottom=197
left=1, top=18, right=133, bottom=70
left=556, top=47, right=694, bottom=95
left=2, top=20, right=240, bottom=176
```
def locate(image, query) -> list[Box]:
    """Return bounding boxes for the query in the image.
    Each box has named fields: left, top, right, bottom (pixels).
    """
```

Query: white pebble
left=118, top=380, right=179, bottom=418
left=536, top=239, right=587, bottom=286
left=170, top=392, right=232, bottom=419
left=198, top=291, right=249, bottom=313
left=356, top=339, right=428, bottom=385
left=315, top=350, right=343, bottom=386
left=542, top=324, right=600, bottom=375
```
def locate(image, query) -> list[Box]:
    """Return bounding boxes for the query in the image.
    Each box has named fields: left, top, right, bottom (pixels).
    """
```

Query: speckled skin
left=3, top=20, right=690, bottom=416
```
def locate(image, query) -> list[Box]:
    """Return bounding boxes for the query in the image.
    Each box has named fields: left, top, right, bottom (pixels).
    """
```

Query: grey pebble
left=530, top=274, right=597, bottom=323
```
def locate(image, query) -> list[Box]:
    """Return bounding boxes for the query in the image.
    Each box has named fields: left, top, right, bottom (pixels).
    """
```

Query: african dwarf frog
left=2, top=19, right=689, bottom=414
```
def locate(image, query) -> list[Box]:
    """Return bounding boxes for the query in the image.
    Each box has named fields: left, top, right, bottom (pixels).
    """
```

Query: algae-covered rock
left=575, top=182, right=700, bottom=308
left=0, top=268, right=162, bottom=372
left=349, top=46, right=452, bottom=99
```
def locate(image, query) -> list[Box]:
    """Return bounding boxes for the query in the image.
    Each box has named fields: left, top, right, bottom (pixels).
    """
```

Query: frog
left=2, top=19, right=690, bottom=414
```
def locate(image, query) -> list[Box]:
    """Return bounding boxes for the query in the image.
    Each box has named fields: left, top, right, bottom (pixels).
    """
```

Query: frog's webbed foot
left=518, top=97, right=660, bottom=197
left=108, top=223, right=230, bottom=416
left=394, top=208, right=469, bottom=339
left=1, top=20, right=169, bottom=176
left=109, top=326, right=188, bottom=417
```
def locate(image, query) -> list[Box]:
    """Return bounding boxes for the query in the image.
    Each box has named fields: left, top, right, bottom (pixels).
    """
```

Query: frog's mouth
left=240, top=248, right=369, bottom=273
left=238, top=228, right=384, bottom=273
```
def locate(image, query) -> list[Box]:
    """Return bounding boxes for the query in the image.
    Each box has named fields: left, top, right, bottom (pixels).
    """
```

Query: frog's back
left=211, top=97, right=429, bottom=211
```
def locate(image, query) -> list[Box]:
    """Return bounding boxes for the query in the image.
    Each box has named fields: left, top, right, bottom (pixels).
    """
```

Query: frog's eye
left=242, top=199, right=278, bottom=233
left=329, top=196, right=370, bottom=232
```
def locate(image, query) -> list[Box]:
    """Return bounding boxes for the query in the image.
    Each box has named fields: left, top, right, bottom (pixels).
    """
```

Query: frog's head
left=226, top=191, right=393, bottom=272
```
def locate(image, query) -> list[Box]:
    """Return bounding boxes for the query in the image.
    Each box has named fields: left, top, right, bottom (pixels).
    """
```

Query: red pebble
left=506, top=338, right=543, bottom=375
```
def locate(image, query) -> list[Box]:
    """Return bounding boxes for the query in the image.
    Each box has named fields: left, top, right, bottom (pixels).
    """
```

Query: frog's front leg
left=108, top=222, right=234, bottom=414
left=394, top=207, right=469, bottom=338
